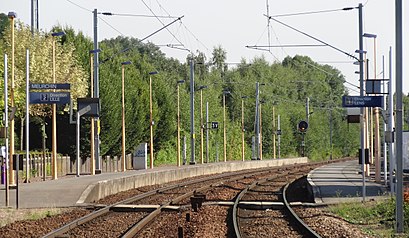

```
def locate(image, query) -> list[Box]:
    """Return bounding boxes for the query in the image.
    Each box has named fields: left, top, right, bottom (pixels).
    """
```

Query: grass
left=327, top=199, right=409, bottom=237
left=0, top=208, right=64, bottom=228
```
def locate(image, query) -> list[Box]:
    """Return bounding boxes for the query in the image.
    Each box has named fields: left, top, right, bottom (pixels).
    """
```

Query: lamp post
left=177, top=80, right=185, bottom=167
left=364, top=33, right=381, bottom=183
left=7, top=12, right=16, bottom=185
left=241, top=96, right=248, bottom=161
left=89, top=49, right=100, bottom=175
left=51, top=31, right=65, bottom=180
left=121, top=61, right=131, bottom=172
left=223, top=90, right=230, bottom=162
left=149, top=71, right=158, bottom=169
left=198, top=85, right=208, bottom=164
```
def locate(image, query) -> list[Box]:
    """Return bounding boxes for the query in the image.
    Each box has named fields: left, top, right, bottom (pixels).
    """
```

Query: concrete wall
left=80, top=157, right=308, bottom=203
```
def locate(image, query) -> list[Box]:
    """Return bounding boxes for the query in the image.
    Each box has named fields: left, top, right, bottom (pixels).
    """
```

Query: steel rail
left=232, top=172, right=290, bottom=238
left=233, top=167, right=322, bottom=238
left=43, top=166, right=283, bottom=238
left=282, top=179, right=322, bottom=238
left=121, top=170, right=279, bottom=237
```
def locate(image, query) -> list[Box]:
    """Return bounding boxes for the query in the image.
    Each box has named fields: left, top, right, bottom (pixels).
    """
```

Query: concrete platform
left=307, top=160, right=388, bottom=204
left=0, top=157, right=307, bottom=209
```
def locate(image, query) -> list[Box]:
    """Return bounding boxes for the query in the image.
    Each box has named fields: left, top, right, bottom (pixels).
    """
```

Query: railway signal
left=298, top=120, right=308, bottom=133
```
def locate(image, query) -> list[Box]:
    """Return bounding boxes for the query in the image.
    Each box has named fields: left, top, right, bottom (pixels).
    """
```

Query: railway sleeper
left=237, top=201, right=319, bottom=210
left=110, top=204, right=180, bottom=212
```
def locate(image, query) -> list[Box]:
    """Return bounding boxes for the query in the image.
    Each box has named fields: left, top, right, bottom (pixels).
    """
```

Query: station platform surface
left=1, top=158, right=386, bottom=209
left=308, top=160, right=388, bottom=204
left=0, top=157, right=307, bottom=209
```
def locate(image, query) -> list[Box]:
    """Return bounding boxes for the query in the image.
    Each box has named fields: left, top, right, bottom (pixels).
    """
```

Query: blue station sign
left=29, top=92, right=71, bottom=104
left=342, top=95, right=383, bottom=108
left=29, top=83, right=71, bottom=90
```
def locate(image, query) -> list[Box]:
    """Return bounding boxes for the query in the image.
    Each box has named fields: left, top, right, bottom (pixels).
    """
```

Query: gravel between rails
left=0, top=161, right=376, bottom=238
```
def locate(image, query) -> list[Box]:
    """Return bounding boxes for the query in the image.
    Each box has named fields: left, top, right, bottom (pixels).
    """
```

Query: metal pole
left=149, top=74, right=154, bottom=168
left=183, top=136, right=186, bottom=165
left=373, top=37, right=381, bottom=182
left=259, top=102, right=263, bottom=160
left=358, top=3, right=366, bottom=202
left=25, top=49, right=30, bottom=182
left=330, top=109, right=333, bottom=160
left=241, top=99, right=245, bottom=161
left=4, top=54, right=9, bottom=207
left=278, top=115, right=281, bottom=159
left=9, top=13, right=15, bottom=185
left=388, top=47, right=395, bottom=194
left=121, top=65, right=126, bottom=172
left=200, top=90, right=203, bottom=164
left=206, top=102, right=209, bottom=163
left=382, top=55, right=387, bottom=186
left=93, top=9, right=101, bottom=173
left=177, top=83, right=181, bottom=167
left=273, top=106, right=276, bottom=159
left=16, top=154, right=18, bottom=209
left=306, top=97, right=310, bottom=123
left=395, top=0, right=404, bottom=232
left=255, top=82, right=260, bottom=160
left=90, top=54, right=95, bottom=175
left=76, top=111, right=80, bottom=177
left=51, top=35, right=57, bottom=180
left=189, top=59, right=196, bottom=165
left=31, top=0, right=38, bottom=34
left=223, top=93, right=227, bottom=162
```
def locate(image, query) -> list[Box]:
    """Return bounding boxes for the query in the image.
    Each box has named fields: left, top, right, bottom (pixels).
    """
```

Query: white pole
left=4, top=54, right=9, bottom=206
left=25, top=49, right=30, bottom=182
left=388, top=47, right=395, bottom=194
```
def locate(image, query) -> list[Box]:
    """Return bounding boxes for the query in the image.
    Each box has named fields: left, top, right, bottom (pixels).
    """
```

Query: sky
left=0, top=0, right=407, bottom=94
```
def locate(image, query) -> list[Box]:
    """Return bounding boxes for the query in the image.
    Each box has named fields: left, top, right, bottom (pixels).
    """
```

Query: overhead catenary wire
left=98, top=16, right=126, bottom=36
left=246, top=44, right=326, bottom=48
left=267, top=16, right=359, bottom=61
left=101, top=15, right=185, bottom=63
left=140, top=0, right=188, bottom=53
left=65, top=0, right=92, bottom=12
left=100, top=12, right=178, bottom=18
left=271, top=7, right=356, bottom=18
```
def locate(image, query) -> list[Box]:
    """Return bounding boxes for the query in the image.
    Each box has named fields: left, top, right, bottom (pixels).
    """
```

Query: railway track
left=43, top=161, right=333, bottom=238
left=233, top=167, right=321, bottom=238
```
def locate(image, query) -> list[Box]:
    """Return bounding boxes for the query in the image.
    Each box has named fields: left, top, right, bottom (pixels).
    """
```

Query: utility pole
left=31, top=0, right=39, bottom=34
left=189, top=58, right=196, bottom=165
left=395, top=0, right=404, bottom=232
left=358, top=3, right=366, bottom=202
left=93, top=9, right=101, bottom=173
